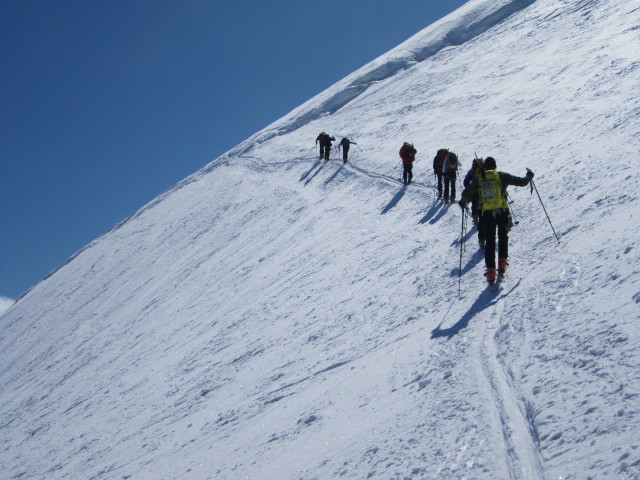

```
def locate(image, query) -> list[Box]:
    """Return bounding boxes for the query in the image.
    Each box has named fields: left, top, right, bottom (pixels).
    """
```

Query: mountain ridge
left=229, top=0, right=538, bottom=156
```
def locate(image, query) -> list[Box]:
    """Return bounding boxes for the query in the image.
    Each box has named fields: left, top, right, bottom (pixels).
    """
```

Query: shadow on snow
left=451, top=228, right=479, bottom=248
left=430, top=290, right=498, bottom=339
left=381, top=187, right=407, bottom=214
left=325, top=164, right=345, bottom=185
left=420, top=203, right=455, bottom=224
left=301, top=160, right=326, bottom=185
left=418, top=202, right=445, bottom=224
left=460, top=249, right=485, bottom=276
left=430, top=279, right=520, bottom=340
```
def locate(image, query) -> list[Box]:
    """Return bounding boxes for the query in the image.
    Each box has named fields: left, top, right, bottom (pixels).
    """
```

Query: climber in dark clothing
left=338, top=137, right=356, bottom=164
left=442, top=151, right=459, bottom=203
left=399, top=142, right=417, bottom=185
left=433, top=148, right=448, bottom=198
left=315, top=132, right=335, bottom=160
left=463, top=158, right=486, bottom=249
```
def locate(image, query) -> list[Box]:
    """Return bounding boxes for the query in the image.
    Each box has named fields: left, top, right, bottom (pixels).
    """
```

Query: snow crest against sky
left=0, top=0, right=466, bottom=299
left=0, top=296, right=13, bottom=316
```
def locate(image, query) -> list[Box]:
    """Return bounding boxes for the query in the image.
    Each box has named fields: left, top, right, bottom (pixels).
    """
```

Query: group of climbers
left=315, top=133, right=535, bottom=285
left=315, top=132, right=356, bottom=164
left=396, top=142, right=535, bottom=285
left=315, top=132, right=335, bottom=161
left=399, top=142, right=534, bottom=285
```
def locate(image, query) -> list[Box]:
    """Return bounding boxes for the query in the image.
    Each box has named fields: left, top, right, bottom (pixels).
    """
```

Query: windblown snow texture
left=2, top=0, right=640, bottom=479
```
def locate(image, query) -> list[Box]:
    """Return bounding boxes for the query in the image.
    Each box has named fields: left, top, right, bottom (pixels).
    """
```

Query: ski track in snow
left=479, top=280, right=544, bottom=480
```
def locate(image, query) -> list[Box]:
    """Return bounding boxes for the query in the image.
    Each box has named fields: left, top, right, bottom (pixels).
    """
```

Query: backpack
left=402, top=143, right=416, bottom=161
left=445, top=152, right=458, bottom=172
left=434, top=148, right=448, bottom=172
left=478, top=170, right=508, bottom=212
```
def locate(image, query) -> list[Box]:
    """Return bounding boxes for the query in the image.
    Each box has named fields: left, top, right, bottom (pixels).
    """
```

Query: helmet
left=484, top=157, right=497, bottom=169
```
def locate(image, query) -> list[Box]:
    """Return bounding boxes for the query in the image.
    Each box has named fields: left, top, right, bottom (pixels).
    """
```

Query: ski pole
left=530, top=176, right=560, bottom=244
left=459, top=206, right=467, bottom=296
left=506, top=193, right=519, bottom=226
left=433, top=173, right=437, bottom=201
left=456, top=170, right=464, bottom=201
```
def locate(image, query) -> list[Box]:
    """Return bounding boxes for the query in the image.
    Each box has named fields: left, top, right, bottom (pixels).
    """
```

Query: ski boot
left=485, top=268, right=497, bottom=285
left=498, top=258, right=508, bottom=276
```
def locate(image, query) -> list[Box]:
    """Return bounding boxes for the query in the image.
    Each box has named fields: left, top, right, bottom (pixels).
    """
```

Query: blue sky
left=0, top=0, right=467, bottom=299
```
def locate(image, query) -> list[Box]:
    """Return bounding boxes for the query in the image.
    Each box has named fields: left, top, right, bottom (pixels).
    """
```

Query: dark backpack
left=445, top=152, right=458, bottom=172
left=402, top=143, right=416, bottom=161
left=434, top=148, right=448, bottom=172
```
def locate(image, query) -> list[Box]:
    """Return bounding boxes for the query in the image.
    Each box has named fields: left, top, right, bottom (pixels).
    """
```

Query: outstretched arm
left=500, top=169, right=534, bottom=188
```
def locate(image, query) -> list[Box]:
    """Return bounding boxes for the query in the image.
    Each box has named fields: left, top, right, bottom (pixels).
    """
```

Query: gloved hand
left=526, top=168, right=534, bottom=179
left=458, top=200, right=467, bottom=209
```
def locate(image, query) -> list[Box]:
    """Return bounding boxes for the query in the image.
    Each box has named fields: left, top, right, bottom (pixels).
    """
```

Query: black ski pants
left=435, top=172, right=443, bottom=196
left=323, top=143, right=332, bottom=160
left=403, top=163, right=413, bottom=184
left=342, top=145, right=349, bottom=162
left=443, top=172, right=456, bottom=201
left=481, top=209, right=510, bottom=269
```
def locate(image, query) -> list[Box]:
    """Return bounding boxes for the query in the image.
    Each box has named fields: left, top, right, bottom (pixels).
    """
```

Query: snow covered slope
left=2, top=0, right=640, bottom=479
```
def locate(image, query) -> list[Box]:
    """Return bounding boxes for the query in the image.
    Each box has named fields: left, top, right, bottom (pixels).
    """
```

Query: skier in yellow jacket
left=459, top=156, right=534, bottom=284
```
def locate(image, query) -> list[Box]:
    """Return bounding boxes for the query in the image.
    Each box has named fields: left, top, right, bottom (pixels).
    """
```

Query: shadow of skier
left=302, top=161, right=327, bottom=186
left=430, top=290, right=498, bottom=339
left=381, top=187, right=407, bottom=214
left=423, top=204, right=450, bottom=225
left=430, top=279, right=521, bottom=339
left=324, top=164, right=344, bottom=185
left=459, top=249, right=485, bottom=276
left=300, top=159, right=322, bottom=182
left=451, top=228, right=478, bottom=248
left=418, top=202, right=444, bottom=224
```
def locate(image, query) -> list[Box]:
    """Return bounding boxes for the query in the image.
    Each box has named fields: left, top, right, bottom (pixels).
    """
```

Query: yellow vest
left=479, top=170, right=508, bottom=212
